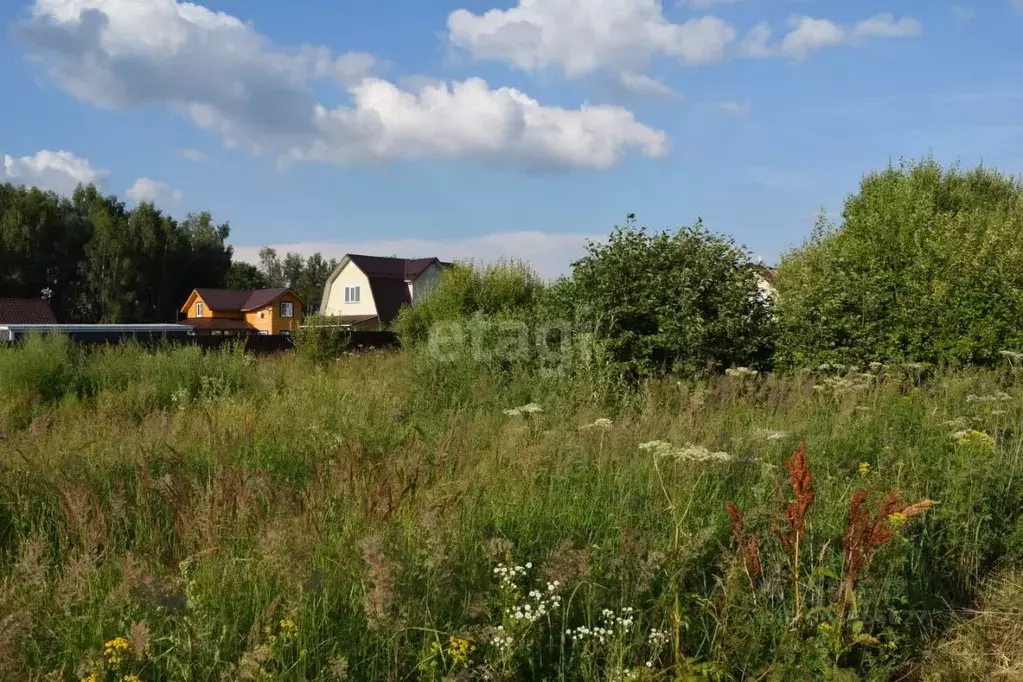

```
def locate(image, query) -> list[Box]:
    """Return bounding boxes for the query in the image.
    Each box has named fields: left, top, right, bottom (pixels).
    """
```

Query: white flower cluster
left=638, top=441, right=733, bottom=463
left=580, top=418, right=614, bottom=430
left=490, top=625, right=514, bottom=650
left=966, top=392, right=1012, bottom=404
left=756, top=429, right=791, bottom=441
left=725, top=366, right=759, bottom=378
left=507, top=581, right=562, bottom=623
left=504, top=403, right=543, bottom=416
left=647, top=628, right=668, bottom=646
left=566, top=607, right=637, bottom=644
left=493, top=562, right=529, bottom=589
left=999, top=350, right=1023, bottom=361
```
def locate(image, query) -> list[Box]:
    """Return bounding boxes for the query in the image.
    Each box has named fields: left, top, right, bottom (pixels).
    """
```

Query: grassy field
left=1, top=336, right=1021, bottom=680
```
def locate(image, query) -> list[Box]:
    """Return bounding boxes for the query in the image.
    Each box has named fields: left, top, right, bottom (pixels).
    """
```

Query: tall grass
left=0, top=337, right=1020, bottom=680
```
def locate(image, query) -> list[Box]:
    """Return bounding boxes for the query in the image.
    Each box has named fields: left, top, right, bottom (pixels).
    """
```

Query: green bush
left=774, top=158, right=1023, bottom=367
left=294, top=318, right=352, bottom=363
left=394, top=259, right=545, bottom=350
left=561, top=216, right=774, bottom=379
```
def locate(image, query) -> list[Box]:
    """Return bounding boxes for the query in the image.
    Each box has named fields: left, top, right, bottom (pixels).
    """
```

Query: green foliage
left=294, top=317, right=352, bottom=363
left=774, top=158, right=1023, bottom=367
left=564, top=216, right=774, bottom=379
left=224, top=261, right=270, bottom=290
left=393, top=259, right=545, bottom=349
left=0, top=182, right=233, bottom=323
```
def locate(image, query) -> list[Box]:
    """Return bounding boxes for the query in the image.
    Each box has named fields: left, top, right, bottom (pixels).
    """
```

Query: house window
left=280, top=301, right=294, bottom=318
left=344, top=286, right=361, bottom=304
left=196, top=301, right=204, bottom=317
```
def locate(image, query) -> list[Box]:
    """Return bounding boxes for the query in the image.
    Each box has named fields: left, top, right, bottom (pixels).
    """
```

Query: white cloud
left=180, top=148, right=208, bottom=163
left=852, top=13, right=922, bottom=39
left=618, top=71, right=682, bottom=99
left=447, top=0, right=736, bottom=77
left=2, top=149, right=107, bottom=195
left=232, top=231, right=606, bottom=279
left=780, top=17, right=846, bottom=59
left=126, top=177, right=184, bottom=204
left=779, top=13, right=921, bottom=60
left=18, top=0, right=666, bottom=170
left=447, top=1, right=920, bottom=83
left=678, top=0, right=738, bottom=7
left=716, top=100, right=748, bottom=116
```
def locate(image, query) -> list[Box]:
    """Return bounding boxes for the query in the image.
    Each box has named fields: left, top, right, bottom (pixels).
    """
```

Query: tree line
left=0, top=183, right=337, bottom=323
left=398, top=157, right=1023, bottom=376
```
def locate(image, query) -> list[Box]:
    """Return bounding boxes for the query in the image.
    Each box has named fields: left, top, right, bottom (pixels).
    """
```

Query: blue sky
left=2, top=0, right=1021, bottom=276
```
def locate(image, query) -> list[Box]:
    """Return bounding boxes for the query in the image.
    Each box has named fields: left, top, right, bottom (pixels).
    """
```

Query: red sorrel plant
left=782, top=442, right=814, bottom=621
left=838, top=489, right=936, bottom=625
left=724, top=501, right=762, bottom=599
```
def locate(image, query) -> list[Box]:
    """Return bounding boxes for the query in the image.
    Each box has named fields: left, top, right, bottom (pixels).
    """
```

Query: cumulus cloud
left=780, top=13, right=921, bottom=60
left=126, top=177, right=184, bottom=204
left=448, top=1, right=921, bottom=74
left=2, top=149, right=106, bottom=195
left=17, top=0, right=666, bottom=170
left=448, top=1, right=736, bottom=76
left=232, top=231, right=606, bottom=280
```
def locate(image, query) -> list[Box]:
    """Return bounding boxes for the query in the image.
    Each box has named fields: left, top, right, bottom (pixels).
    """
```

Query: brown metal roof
left=189, top=288, right=301, bottom=312
left=0, top=298, right=58, bottom=324
left=347, top=254, right=448, bottom=281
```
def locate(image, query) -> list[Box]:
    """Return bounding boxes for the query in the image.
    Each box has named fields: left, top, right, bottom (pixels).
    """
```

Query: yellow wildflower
left=858, top=462, right=871, bottom=477
left=122, top=676, right=142, bottom=682
left=104, top=636, right=131, bottom=667
left=448, top=635, right=475, bottom=665
left=279, top=618, right=298, bottom=642
left=953, top=429, right=996, bottom=452
left=81, top=674, right=101, bottom=682
left=888, top=512, right=907, bottom=530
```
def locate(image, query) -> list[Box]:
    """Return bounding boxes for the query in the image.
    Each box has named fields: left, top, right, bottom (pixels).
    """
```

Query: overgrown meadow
left=1, top=335, right=1021, bottom=680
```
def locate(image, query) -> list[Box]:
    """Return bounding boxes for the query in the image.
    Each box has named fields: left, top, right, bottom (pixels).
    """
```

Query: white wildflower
left=580, top=418, right=614, bottom=430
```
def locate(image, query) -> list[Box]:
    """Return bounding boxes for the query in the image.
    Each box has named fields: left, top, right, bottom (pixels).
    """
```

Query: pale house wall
left=322, top=262, right=378, bottom=317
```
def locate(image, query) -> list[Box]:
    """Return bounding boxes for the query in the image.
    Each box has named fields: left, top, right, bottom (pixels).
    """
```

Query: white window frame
left=196, top=301, right=204, bottom=317
left=344, top=285, right=361, bottom=304
left=280, top=301, right=294, bottom=318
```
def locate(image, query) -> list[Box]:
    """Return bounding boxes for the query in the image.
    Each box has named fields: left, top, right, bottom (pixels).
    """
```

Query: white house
left=319, top=254, right=450, bottom=330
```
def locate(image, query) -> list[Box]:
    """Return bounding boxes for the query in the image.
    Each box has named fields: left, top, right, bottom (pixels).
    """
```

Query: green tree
left=224, top=262, right=270, bottom=290
left=564, top=216, right=774, bottom=379
left=774, top=158, right=1023, bottom=366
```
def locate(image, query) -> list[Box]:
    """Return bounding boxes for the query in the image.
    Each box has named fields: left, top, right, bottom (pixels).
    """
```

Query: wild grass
left=0, top=336, right=1021, bottom=680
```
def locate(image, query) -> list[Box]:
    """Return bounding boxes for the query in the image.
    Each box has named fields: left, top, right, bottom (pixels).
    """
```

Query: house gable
left=320, top=254, right=449, bottom=326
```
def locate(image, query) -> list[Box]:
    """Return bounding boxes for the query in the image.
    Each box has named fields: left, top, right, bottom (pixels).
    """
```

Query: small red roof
left=0, top=298, right=58, bottom=324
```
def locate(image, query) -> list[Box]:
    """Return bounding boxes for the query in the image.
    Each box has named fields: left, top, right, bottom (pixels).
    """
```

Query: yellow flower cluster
left=448, top=636, right=476, bottom=665
left=122, top=675, right=143, bottom=682
left=888, top=512, right=908, bottom=530
left=858, top=462, right=871, bottom=477
left=104, top=637, right=131, bottom=667
left=952, top=429, right=996, bottom=452
left=279, top=618, right=299, bottom=642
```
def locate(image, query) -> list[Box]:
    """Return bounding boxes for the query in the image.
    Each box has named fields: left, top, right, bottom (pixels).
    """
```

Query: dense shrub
left=294, top=317, right=352, bottom=363
left=393, top=259, right=545, bottom=349
left=774, top=158, right=1023, bottom=367
left=560, top=216, right=774, bottom=379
